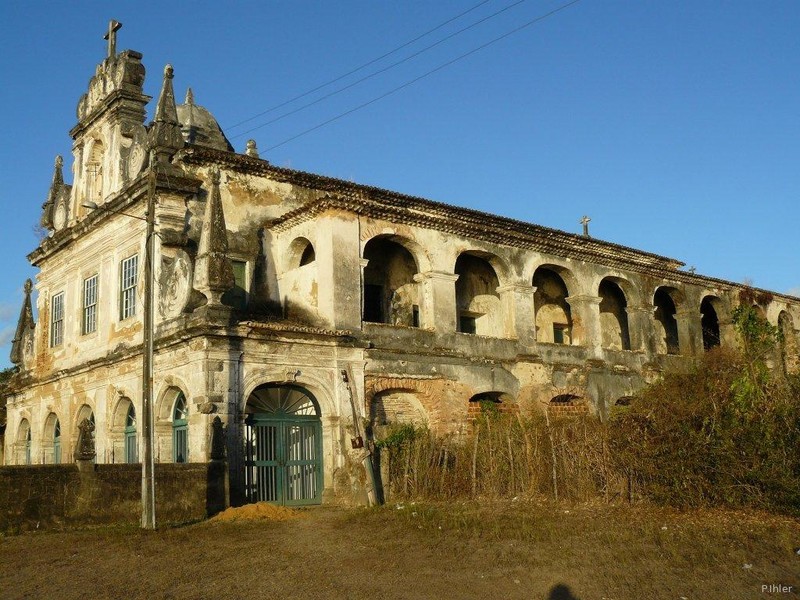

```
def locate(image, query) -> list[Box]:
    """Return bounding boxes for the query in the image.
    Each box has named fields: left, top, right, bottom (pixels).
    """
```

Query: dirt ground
left=0, top=500, right=798, bottom=600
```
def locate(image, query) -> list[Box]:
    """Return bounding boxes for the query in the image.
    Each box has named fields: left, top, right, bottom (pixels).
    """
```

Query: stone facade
left=4, top=24, right=799, bottom=506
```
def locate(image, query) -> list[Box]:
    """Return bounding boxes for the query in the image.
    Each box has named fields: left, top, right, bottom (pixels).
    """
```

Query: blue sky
left=0, top=1, right=798, bottom=367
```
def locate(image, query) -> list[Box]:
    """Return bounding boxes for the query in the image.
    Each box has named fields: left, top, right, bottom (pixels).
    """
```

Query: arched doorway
left=244, top=385, right=322, bottom=506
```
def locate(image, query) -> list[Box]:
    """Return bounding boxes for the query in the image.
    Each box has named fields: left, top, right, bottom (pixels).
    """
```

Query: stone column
left=625, top=306, right=655, bottom=354
left=414, top=271, right=459, bottom=334
left=719, top=317, right=737, bottom=349
left=497, top=283, right=536, bottom=347
left=566, top=295, right=602, bottom=358
left=675, top=309, right=703, bottom=356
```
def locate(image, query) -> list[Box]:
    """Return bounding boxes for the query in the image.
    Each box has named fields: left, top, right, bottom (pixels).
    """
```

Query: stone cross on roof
left=580, top=215, right=591, bottom=238
left=104, top=20, right=122, bottom=58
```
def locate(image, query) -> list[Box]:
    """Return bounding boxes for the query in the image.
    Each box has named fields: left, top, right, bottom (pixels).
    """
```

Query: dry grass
left=377, top=413, right=618, bottom=504
left=1, top=501, right=797, bottom=599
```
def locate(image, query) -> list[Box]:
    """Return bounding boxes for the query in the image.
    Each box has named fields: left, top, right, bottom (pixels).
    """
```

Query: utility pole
left=141, top=151, right=157, bottom=529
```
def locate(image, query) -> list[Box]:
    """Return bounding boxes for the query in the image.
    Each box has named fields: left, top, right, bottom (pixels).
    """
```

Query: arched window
left=173, top=393, right=189, bottom=463
left=701, top=296, right=722, bottom=350
left=53, top=419, right=61, bottom=464
left=599, top=278, right=631, bottom=350
left=533, top=267, right=573, bottom=344
left=653, top=287, right=680, bottom=355
left=455, top=253, right=501, bottom=335
left=363, top=237, right=420, bottom=326
left=124, top=404, right=137, bottom=464
left=17, top=419, right=31, bottom=465
left=288, top=237, right=316, bottom=269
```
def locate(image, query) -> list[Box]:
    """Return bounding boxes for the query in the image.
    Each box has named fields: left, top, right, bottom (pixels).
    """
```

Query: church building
left=4, top=23, right=799, bottom=506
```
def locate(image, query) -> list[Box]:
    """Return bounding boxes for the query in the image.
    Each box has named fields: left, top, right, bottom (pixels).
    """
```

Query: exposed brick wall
left=0, top=461, right=227, bottom=533
left=548, top=400, right=590, bottom=417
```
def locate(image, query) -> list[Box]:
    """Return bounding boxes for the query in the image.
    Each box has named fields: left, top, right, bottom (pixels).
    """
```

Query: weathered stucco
left=5, top=27, right=800, bottom=506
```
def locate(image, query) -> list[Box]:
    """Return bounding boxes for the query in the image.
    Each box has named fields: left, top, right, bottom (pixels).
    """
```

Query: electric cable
left=261, top=0, right=582, bottom=153
left=227, top=0, right=494, bottom=130
left=230, top=0, right=532, bottom=139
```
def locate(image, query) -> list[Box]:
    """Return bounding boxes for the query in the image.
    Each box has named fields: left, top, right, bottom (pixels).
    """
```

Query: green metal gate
left=244, top=386, right=322, bottom=506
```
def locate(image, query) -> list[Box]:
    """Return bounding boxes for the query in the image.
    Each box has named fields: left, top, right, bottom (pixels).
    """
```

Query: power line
left=263, top=0, right=582, bottom=153
left=227, top=0, right=494, bottom=130
left=231, top=0, right=532, bottom=140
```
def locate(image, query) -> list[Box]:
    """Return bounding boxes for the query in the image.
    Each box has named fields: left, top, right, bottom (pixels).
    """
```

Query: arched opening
left=243, top=384, right=322, bottom=506
left=172, top=393, right=189, bottom=463
left=455, top=253, right=501, bottom=335
left=599, top=279, right=631, bottom=350
left=779, top=311, right=798, bottom=375
left=42, top=413, right=61, bottom=464
left=363, top=237, right=420, bottom=326
left=701, top=296, right=722, bottom=350
left=369, top=389, right=427, bottom=430
left=468, top=391, right=514, bottom=420
left=17, top=419, right=31, bottom=465
left=653, top=287, right=680, bottom=355
left=53, top=419, right=61, bottom=464
left=548, top=394, right=588, bottom=416
left=288, top=237, right=316, bottom=269
left=75, top=405, right=96, bottom=463
left=533, top=266, right=572, bottom=344
left=124, top=403, right=137, bottom=464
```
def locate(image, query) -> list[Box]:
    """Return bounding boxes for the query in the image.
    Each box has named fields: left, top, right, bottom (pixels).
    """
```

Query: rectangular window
left=83, top=275, right=98, bottom=334
left=412, top=305, right=420, bottom=328
left=553, top=324, right=570, bottom=345
left=119, top=255, right=138, bottom=320
left=230, top=259, right=248, bottom=310
left=232, top=260, right=247, bottom=290
left=50, top=292, right=64, bottom=347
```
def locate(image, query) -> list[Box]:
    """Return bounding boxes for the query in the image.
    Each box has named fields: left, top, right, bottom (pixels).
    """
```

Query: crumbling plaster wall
left=5, top=339, right=223, bottom=467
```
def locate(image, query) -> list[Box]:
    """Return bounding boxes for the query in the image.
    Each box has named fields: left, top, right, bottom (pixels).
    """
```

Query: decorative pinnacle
left=24, top=279, right=32, bottom=294
left=164, top=64, right=174, bottom=79
left=55, top=155, right=63, bottom=169
left=185, top=87, right=194, bottom=105
left=245, top=139, right=259, bottom=158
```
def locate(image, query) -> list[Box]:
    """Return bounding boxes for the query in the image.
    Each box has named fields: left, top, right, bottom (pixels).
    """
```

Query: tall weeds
left=374, top=411, right=618, bottom=503
left=374, top=303, right=800, bottom=515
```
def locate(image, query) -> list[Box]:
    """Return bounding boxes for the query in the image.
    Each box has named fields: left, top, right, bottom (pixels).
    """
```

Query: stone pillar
left=497, top=283, right=536, bottom=347
left=566, top=295, right=602, bottom=358
left=626, top=306, right=655, bottom=354
left=675, top=309, right=703, bottom=356
left=719, top=317, right=737, bottom=349
left=414, top=271, right=459, bottom=334
left=315, top=215, right=362, bottom=331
